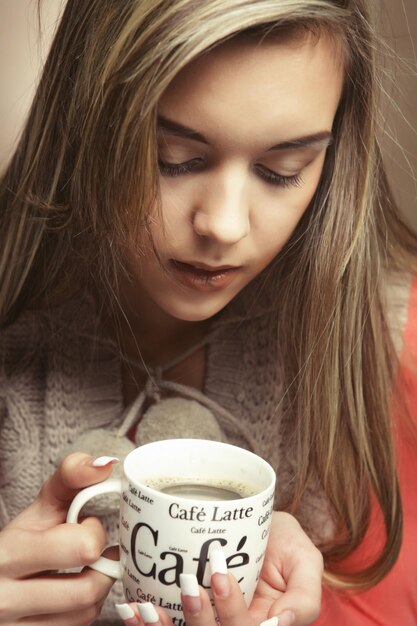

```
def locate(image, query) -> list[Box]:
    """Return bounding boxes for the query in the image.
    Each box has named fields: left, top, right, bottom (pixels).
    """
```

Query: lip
left=178, top=260, right=239, bottom=272
left=169, top=259, right=241, bottom=292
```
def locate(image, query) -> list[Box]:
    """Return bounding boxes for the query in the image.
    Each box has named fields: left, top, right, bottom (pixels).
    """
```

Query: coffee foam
left=143, top=475, right=259, bottom=501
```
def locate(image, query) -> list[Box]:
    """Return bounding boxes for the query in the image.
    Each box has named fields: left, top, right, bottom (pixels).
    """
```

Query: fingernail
left=209, top=548, right=228, bottom=574
left=209, top=549, right=230, bottom=598
left=115, top=603, right=135, bottom=620
left=276, top=610, right=296, bottom=626
left=180, top=573, right=201, bottom=614
left=260, top=618, right=279, bottom=626
left=137, top=602, right=160, bottom=624
left=90, top=456, right=120, bottom=467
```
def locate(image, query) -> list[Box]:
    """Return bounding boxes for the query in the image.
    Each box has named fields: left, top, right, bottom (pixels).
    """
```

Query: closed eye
left=254, top=164, right=304, bottom=189
left=158, top=158, right=204, bottom=177
left=158, top=158, right=304, bottom=189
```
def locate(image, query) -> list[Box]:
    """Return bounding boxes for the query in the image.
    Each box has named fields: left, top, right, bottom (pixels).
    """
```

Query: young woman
left=0, top=1, right=416, bottom=625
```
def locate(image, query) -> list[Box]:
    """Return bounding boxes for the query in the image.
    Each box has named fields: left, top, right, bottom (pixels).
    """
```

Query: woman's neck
left=109, top=280, right=211, bottom=368
left=114, top=296, right=210, bottom=405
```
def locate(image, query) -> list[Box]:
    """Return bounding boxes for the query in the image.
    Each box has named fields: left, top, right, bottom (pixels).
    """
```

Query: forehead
left=158, top=33, right=345, bottom=144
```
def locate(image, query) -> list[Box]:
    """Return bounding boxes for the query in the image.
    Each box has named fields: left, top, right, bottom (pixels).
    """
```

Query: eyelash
left=253, top=166, right=303, bottom=189
left=158, top=159, right=303, bottom=189
left=158, top=159, right=203, bottom=177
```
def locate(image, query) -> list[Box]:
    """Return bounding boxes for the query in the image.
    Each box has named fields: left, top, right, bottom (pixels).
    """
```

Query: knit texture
left=0, top=271, right=410, bottom=624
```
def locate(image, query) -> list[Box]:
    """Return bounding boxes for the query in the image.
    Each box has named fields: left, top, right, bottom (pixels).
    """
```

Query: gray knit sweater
left=0, top=272, right=410, bottom=624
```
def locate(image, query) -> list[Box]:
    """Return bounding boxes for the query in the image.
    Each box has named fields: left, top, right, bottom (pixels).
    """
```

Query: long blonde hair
left=1, top=0, right=416, bottom=589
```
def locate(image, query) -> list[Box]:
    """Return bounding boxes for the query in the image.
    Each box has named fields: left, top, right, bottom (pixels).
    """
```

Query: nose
left=192, top=169, right=250, bottom=245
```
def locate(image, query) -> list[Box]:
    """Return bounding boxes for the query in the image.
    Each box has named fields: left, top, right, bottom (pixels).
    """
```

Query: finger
left=10, top=453, right=118, bottom=530
left=270, top=587, right=320, bottom=626
left=35, top=453, right=119, bottom=521
left=0, top=516, right=107, bottom=578
left=264, top=612, right=295, bottom=626
left=137, top=602, right=174, bottom=626
left=18, top=603, right=102, bottom=626
left=269, top=536, right=323, bottom=625
left=115, top=602, right=141, bottom=625
left=209, top=550, right=254, bottom=626
left=179, top=574, right=216, bottom=626
left=2, top=568, right=114, bottom=619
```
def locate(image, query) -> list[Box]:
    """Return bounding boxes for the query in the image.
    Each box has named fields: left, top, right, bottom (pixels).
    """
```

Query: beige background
left=0, top=0, right=416, bottom=226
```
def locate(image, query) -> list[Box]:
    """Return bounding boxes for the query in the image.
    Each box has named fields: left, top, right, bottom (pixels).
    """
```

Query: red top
left=314, top=277, right=417, bottom=625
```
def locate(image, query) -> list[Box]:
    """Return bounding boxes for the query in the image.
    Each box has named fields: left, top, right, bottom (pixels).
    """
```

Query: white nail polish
left=180, top=573, right=200, bottom=597
left=209, top=548, right=228, bottom=574
left=137, top=602, right=160, bottom=623
left=91, top=456, right=120, bottom=467
left=115, top=603, right=135, bottom=620
left=260, top=617, right=279, bottom=626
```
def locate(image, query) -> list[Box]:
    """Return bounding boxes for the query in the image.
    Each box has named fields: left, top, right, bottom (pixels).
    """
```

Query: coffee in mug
left=144, top=476, right=258, bottom=500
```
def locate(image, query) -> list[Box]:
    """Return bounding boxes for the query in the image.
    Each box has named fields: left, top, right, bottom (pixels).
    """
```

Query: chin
left=160, top=297, right=230, bottom=323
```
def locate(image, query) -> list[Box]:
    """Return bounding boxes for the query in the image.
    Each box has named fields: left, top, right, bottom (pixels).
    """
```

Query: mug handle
left=66, top=477, right=123, bottom=579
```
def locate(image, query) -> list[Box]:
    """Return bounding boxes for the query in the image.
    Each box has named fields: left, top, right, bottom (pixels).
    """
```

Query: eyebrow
left=157, top=115, right=333, bottom=152
left=269, top=132, right=333, bottom=151
left=158, top=116, right=208, bottom=144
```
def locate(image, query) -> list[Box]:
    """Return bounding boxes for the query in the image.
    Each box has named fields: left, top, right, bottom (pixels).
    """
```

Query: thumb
left=14, top=452, right=119, bottom=529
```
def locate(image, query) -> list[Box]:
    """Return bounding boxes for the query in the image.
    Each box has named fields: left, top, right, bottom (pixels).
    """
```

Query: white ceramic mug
left=67, top=439, right=276, bottom=620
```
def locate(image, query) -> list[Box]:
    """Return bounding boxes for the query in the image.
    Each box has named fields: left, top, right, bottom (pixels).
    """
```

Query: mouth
left=169, top=259, right=241, bottom=292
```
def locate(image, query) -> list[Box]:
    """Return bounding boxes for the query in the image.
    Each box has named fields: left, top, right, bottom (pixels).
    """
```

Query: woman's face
left=126, top=33, right=344, bottom=322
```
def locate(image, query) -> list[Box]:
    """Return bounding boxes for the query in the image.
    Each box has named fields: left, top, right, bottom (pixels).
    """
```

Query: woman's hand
left=249, top=511, right=323, bottom=623
left=0, top=452, right=117, bottom=625
left=116, top=511, right=323, bottom=626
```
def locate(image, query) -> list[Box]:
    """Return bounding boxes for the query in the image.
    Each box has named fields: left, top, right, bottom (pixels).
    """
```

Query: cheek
left=146, top=203, right=185, bottom=255
left=258, top=174, right=323, bottom=253
left=277, top=157, right=326, bottom=224
left=301, top=155, right=327, bottom=205
left=265, top=181, right=319, bottom=233
left=158, top=183, right=191, bottom=227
